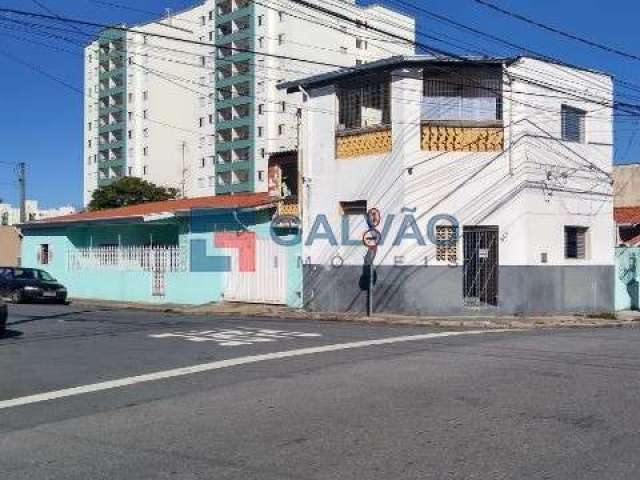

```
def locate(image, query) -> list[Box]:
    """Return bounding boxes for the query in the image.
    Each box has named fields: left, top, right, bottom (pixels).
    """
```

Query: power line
left=2, top=5, right=638, bottom=117
left=473, top=0, right=640, bottom=62
left=0, top=45, right=83, bottom=93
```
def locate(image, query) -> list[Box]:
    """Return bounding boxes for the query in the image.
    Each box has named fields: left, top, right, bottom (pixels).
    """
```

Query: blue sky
left=0, top=0, right=638, bottom=208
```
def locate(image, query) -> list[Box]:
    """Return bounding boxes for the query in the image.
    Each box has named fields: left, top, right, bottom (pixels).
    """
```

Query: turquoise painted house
left=20, top=194, right=303, bottom=307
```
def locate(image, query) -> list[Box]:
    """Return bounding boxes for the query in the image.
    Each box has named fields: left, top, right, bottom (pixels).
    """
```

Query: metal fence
left=67, top=246, right=186, bottom=273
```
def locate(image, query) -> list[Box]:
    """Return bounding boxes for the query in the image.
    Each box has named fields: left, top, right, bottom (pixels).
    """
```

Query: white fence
left=67, top=246, right=186, bottom=273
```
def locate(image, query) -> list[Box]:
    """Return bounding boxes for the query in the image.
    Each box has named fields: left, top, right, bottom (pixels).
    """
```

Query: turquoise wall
left=615, top=247, right=640, bottom=311
left=21, top=211, right=303, bottom=308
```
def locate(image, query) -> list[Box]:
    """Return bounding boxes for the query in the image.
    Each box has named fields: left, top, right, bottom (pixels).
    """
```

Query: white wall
left=300, top=59, right=614, bottom=268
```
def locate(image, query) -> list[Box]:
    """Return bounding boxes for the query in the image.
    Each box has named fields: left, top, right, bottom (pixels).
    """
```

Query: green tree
left=88, top=177, right=179, bottom=211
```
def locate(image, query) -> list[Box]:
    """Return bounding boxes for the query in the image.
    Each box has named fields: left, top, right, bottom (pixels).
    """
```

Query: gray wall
left=303, top=264, right=615, bottom=315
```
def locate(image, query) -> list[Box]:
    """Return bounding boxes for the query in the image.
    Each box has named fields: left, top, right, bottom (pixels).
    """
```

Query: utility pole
left=180, top=141, right=187, bottom=198
left=295, top=108, right=303, bottom=223
left=18, top=162, right=26, bottom=224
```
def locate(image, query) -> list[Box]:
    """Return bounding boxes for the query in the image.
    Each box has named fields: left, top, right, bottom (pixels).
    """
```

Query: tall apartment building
left=83, top=0, right=415, bottom=205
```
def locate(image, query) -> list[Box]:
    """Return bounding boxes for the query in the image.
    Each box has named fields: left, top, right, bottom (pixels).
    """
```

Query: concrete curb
left=68, top=298, right=640, bottom=330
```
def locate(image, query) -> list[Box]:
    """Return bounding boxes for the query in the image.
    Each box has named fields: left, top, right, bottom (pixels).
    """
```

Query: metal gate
left=463, top=226, right=499, bottom=307
left=223, top=237, right=288, bottom=305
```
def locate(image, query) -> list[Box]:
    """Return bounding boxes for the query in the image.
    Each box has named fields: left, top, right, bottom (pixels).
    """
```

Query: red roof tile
left=615, top=207, right=640, bottom=225
left=25, top=193, right=274, bottom=226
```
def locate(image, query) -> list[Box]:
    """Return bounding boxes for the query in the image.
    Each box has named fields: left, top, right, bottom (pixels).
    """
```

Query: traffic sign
left=363, top=228, right=381, bottom=250
left=367, top=208, right=381, bottom=228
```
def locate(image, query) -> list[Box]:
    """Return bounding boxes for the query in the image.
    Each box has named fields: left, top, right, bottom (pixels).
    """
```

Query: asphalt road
left=2, top=304, right=640, bottom=479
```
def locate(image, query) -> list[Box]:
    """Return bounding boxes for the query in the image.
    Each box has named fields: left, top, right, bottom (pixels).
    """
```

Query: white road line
left=0, top=329, right=512, bottom=410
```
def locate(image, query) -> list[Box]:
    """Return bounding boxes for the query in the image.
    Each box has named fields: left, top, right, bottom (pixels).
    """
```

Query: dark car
left=0, top=300, right=6, bottom=336
left=0, top=267, right=68, bottom=304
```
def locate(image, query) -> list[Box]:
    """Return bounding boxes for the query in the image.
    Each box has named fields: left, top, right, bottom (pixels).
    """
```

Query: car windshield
left=13, top=269, right=56, bottom=282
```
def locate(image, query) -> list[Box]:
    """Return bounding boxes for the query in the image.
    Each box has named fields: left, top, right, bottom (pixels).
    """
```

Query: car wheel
left=11, top=290, right=23, bottom=304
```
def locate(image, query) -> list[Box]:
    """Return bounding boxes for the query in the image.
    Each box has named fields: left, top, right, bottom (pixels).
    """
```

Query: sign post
left=363, top=208, right=381, bottom=317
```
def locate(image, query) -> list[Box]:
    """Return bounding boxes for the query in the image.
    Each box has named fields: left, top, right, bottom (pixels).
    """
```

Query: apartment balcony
left=216, top=74, right=252, bottom=89
left=215, top=138, right=252, bottom=152
left=98, top=121, right=126, bottom=134
left=216, top=5, right=252, bottom=25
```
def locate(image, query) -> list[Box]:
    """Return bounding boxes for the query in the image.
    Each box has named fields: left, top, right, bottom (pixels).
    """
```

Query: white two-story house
left=280, top=55, right=615, bottom=315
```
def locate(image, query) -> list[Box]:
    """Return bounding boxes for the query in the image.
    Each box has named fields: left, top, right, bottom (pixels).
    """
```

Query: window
left=143, top=91, right=148, bottom=101
left=143, top=128, right=149, bottom=138
left=88, top=122, right=92, bottom=131
left=88, top=139, right=92, bottom=148
left=258, top=170, right=265, bottom=181
left=338, top=75, right=391, bottom=130
left=200, top=16, right=206, bottom=26
left=209, top=114, right=213, bottom=124
left=208, top=10, right=214, bottom=21
left=278, top=124, right=285, bottom=136
left=435, top=225, right=458, bottom=263
left=199, top=117, right=204, bottom=127
left=200, top=157, right=206, bottom=168
left=258, top=126, right=263, bottom=137
left=143, top=110, right=148, bottom=119
left=258, top=36, right=265, bottom=48
left=39, top=244, right=50, bottom=265
left=128, top=111, right=133, bottom=120
left=258, top=104, right=265, bottom=114
left=340, top=46, right=348, bottom=54
left=565, top=226, right=588, bottom=259
left=143, top=165, right=148, bottom=175
left=340, top=200, right=367, bottom=216
left=260, top=148, right=266, bottom=158
left=280, top=101, right=286, bottom=112
left=198, top=177, right=206, bottom=189
left=143, top=146, right=148, bottom=156
left=562, top=105, right=586, bottom=143
left=278, top=34, right=285, bottom=46
left=423, top=71, right=502, bottom=122
left=127, top=130, right=132, bottom=139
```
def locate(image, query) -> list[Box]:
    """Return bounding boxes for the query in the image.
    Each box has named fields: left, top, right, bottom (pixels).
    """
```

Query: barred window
left=338, top=76, right=390, bottom=131
left=561, top=105, right=586, bottom=143
left=436, top=225, right=458, bottom=263
left=423, top=71, right=502, bottom=122
left=565, top=226, right=588, bottom=259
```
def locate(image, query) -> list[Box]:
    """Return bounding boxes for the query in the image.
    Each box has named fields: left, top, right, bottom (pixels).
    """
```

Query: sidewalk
left=70, top=298, right=640, bottom=329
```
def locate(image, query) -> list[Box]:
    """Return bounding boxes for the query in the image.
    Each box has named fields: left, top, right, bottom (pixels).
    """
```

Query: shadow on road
left=0, top=329, right=24, bottom=340
left=7, top=308, right=112, bottom=327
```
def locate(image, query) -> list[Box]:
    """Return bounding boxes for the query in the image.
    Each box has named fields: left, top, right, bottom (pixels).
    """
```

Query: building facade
left=0, top=200, right=75, bottom=226
left=20, top=194, right=303, bottom=306
left=283, top=56, right=615, bottom=315
left=83, top=0, right=415, bottom=205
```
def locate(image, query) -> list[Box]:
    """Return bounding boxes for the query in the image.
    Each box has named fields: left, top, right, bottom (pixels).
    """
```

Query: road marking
left=0, top=329, right=511, bottom=410
left=149, top=327, right=323, bottom=346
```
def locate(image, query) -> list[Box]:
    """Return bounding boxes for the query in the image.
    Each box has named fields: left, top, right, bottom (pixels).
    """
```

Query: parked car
left=0, top=300, right=6, bottom=336
left=0, top=267, right=68, bottom=304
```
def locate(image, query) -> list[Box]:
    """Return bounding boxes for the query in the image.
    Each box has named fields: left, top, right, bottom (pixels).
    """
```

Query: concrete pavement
left=2, top=304, right=640, bottom=478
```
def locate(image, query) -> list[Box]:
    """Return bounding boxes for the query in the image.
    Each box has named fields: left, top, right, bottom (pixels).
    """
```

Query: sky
left=0, top=0, right=638, bottom=209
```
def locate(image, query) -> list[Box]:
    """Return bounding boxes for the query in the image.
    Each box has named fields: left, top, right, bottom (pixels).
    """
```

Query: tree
left=88, top=177, right=179, bottom=211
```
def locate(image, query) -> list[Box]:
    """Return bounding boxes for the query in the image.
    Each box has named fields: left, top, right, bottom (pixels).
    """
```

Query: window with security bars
left=338, top=76, right=390, bottom=131
left=436, top=225, right=458, bottom=262
left=423, top=71, right=502, bottom=122
left=565, top=226, right=588, bottom=259
left=561, top=105, right=586, bottom=143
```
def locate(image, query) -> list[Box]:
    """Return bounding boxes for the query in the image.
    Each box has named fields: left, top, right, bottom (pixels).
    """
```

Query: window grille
left=423, top=72, right=502, bottom=122
left=565, top=226, right=587, bottom=259
left=436, top=225, right=458, bottom=262
left=561, top=105, right=586, bottom=143
left=338, top=76, right=390, bottom=131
